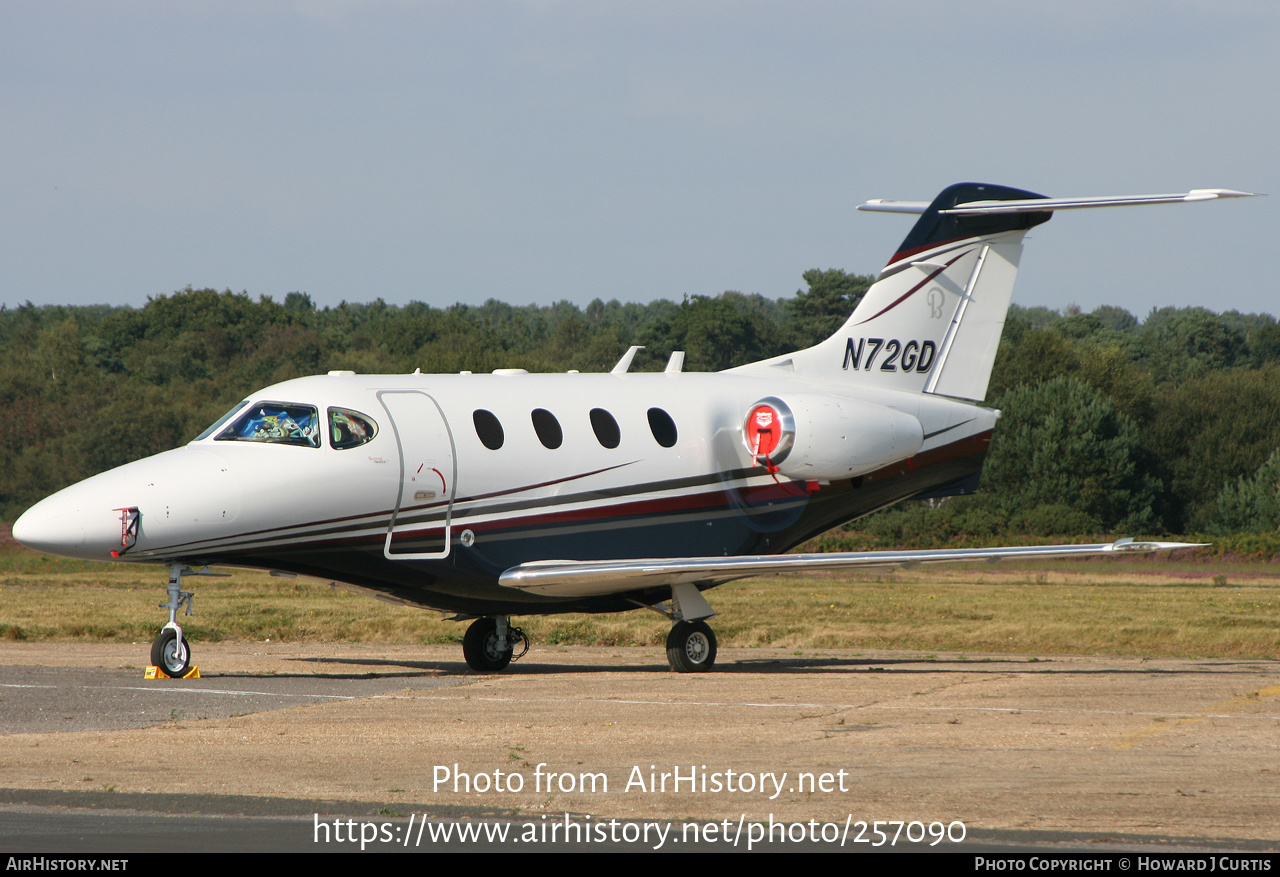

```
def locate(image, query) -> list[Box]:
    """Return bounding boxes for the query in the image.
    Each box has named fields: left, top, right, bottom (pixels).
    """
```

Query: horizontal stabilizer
left=499, top=539, right=1206, bottom=598
left=860, top=189, right=1257, bottom=216
left=941, top=189, right=1258, bottom=215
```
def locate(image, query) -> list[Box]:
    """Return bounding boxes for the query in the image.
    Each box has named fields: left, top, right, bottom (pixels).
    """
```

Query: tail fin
left=737, top=182, right=1255, bottom=402
left=843, top=182, right=1049, bottom=401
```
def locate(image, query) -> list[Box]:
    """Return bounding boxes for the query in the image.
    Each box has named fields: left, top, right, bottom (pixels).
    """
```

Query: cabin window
left=216, top=402, right=320, bottom=448
left=195, top=400, right=249, bottom=441
left=647, top=407, right=678, bottom=448
left=473, top=409, right=505, bottom=450
left=531, top=409, right=563, bottom=449
left=328, top=408, right=379, bottom=450
left=589, top=408, right=621, bottom=449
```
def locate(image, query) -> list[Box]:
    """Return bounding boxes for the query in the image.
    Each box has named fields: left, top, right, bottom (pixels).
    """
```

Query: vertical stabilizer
left=740, top=183, right=1051, bottom=402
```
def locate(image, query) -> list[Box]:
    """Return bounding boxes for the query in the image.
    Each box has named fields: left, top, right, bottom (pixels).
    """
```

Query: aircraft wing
left=498, top=538, right=1205, bottom=598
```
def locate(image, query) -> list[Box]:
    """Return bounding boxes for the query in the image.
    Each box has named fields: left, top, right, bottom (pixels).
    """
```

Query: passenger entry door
left=377, top=390, right=456, bottom=559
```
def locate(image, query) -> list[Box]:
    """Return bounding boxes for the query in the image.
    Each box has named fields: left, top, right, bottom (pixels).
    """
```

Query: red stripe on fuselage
left=340, top=431, right=996, bottom=546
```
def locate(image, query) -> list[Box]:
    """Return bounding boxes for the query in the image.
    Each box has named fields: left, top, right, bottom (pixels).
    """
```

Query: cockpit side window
left=328, top=408, right=379, bottom=449
left=216, top=402, right=321, bottom=448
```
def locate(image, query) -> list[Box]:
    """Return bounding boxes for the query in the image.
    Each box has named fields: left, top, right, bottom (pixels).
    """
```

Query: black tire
left=462, top=618, right=513, bottom=672
left=151, top=629, right=191, bottom=677
left=666, top=620, right=717, bottom=673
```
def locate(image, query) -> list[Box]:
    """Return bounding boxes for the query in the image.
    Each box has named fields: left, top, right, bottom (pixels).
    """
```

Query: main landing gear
left=462, top=616, right=530, bottom=673
left=642, top=582, right=720, bottom=673
left=666, top=620, right=718, bottom=673
left=664, top=583, right=719, bottom=672
left=458, top=584, right=721, bottom=674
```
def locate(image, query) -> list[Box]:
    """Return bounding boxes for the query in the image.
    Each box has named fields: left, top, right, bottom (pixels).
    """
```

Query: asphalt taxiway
left=1, top=642, right=1277, bottom=853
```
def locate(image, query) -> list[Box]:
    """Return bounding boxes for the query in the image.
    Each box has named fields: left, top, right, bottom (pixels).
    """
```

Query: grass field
left=2, top=544, right=1277, bottom=659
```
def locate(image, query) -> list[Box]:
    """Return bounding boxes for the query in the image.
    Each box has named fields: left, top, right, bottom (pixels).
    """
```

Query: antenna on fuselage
left=665, top=351, right=685, bottom=374
left=611, top=345, right=645, bottom=374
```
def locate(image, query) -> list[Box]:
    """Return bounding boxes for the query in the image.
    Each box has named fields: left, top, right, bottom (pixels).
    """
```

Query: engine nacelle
left=741, top=394, right=923, bottom=480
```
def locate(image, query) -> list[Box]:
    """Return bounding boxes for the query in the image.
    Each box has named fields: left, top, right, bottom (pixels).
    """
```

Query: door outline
left=377, top=390, right=457, bottom=560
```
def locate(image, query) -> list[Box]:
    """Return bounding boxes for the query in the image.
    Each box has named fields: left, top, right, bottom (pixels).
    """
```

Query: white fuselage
left=13, top=369, right=995, bottom=615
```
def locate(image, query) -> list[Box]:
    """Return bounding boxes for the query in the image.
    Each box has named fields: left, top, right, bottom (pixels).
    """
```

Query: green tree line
left=3, top=271, right=1279, bottom=540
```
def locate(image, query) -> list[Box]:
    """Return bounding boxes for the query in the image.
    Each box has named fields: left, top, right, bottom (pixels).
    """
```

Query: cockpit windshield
left=194, top=401, right=250, bottom=442
left=215, top=402, right=321, bottom=448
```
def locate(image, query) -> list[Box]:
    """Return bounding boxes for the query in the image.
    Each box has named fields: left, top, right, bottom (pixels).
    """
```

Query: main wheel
left=666, top=620, right=717, bottom=673
left=151, top=628, right=191, bottom=678
left=462, top=617, right=513, bottom=672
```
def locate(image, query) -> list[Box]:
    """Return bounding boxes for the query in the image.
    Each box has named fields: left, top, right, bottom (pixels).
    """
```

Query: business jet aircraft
left=12, top=183, right=1251, bottom=675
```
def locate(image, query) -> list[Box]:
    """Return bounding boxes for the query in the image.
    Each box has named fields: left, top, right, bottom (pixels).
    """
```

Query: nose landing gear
left=148, top=562, right=227, bottom=678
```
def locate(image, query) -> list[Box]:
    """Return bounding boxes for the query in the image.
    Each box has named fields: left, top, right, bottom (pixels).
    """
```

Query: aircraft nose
left=12, top=447, right=239, bottom=561
left=12, top=493, right=105, bottom=558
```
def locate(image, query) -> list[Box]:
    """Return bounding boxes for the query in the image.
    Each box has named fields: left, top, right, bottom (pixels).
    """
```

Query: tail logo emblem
left=927, top=288, right=945, bottom=318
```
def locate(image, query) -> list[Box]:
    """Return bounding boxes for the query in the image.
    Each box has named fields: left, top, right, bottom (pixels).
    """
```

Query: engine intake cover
left=742, top=394, right=923, bottom=480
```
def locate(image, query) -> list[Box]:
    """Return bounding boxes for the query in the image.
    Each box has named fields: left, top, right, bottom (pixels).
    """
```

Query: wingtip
left=1110, top=538, right=1210, bottom=553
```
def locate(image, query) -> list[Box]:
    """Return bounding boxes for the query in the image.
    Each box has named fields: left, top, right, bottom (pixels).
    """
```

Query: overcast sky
left=1, top=1, right=1274, bottom=319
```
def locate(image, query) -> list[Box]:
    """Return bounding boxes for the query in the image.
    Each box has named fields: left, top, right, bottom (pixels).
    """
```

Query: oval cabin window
left=647, top=407, right=678, bottom=448
left=531, top=409, right=563, bottom=449
left=589, top=408, right=621, bottom=449
left=473, top=410, right=505, bottom=450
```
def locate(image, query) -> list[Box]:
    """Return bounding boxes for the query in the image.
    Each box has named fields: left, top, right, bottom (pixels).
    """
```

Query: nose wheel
left=151, top=628, right=191, bottom=677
